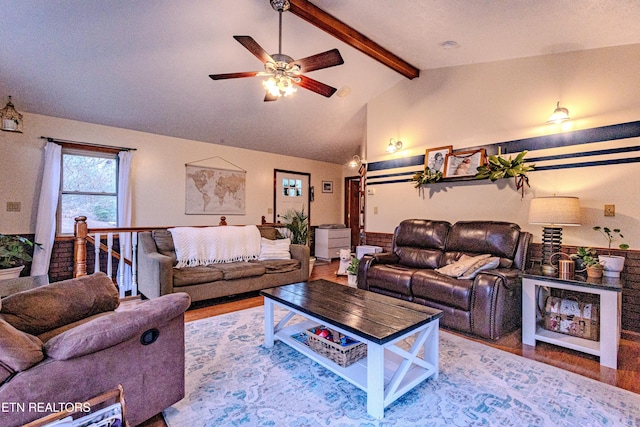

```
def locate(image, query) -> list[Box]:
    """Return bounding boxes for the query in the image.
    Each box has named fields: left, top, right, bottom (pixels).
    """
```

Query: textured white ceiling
left=1, top=0, right=639, bottom=164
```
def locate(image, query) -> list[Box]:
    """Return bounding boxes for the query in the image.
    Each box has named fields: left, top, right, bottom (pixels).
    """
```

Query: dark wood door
left=344, top=176, right=361, bottom=249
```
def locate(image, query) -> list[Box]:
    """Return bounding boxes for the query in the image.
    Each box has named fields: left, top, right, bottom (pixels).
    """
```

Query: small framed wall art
left=424, top=145, right=452, bottom=173
left=322, top=181, right=333, bottom=193
left=443, top=149, right=486, bottom=178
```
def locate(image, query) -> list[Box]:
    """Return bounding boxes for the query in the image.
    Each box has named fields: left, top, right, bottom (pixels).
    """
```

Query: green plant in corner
left=593, top=226, right=629, bottom=250
left=0, top=234, right=41, bottom=269
left=475, top=150, right=534, bottom=197
left=409, top=167, right=443, bottom=188
left=346, top=257, right=359, bottom=275
left=280, top=208, right=309, bottom=245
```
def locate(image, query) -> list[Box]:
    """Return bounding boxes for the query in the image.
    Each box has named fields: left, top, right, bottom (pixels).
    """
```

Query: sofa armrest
left=137, top=232, right=175, bottom=298
left=471, top=269, right=522, bottom=339
left=44, top=293, right=191, bottom=361
left=357, top=252, right=400, bottom=290
left=477, top=268, right=521, bottom=290
left=289, top=244, right=310, bottom=279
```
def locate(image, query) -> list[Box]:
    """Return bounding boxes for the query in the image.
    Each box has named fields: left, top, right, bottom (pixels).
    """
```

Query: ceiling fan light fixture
left=262, top=75, right=297, bottom=97
left=209, top=1, right=343, bottom=101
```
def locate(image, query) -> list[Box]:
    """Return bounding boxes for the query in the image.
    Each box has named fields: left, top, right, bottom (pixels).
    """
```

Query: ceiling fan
left=209, top=0, right=344, bottom=101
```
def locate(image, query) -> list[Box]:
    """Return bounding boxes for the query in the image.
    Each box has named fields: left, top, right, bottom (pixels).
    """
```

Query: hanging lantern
left=1, top=96, right=24, bottom=133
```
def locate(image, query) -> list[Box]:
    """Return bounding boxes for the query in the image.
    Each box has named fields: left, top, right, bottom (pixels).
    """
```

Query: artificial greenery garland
left=475, top=150, right=534, bottom=197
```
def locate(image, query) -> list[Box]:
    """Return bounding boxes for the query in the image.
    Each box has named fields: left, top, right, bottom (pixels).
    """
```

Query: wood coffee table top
left=261, top=279, right=442, bottom=345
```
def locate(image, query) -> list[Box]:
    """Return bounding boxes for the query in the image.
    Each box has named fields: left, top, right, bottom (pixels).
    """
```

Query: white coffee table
left=261, top=280, right=442, bottom=419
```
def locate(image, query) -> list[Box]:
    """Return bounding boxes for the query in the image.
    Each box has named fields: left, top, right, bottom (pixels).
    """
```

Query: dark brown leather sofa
left=357, top=220, right=531, bottom=340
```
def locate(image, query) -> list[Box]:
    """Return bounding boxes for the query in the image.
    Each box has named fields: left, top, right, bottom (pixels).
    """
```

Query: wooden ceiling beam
left=288, top=0, right=420, bottom=80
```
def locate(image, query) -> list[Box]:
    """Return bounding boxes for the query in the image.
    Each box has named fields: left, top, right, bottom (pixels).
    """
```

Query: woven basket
left=543, top=295, right=600, bottom=341
left=304, top=327, right=367, bottom=367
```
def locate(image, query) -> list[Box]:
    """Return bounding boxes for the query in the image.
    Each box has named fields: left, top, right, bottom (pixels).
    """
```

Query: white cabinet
left=315, top=228, right=351, bottom=261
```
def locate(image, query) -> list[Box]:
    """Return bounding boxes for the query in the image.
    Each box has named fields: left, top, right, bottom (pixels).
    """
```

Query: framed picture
left=322, top=181, right=333, bottom=193
left=424, top=145, right=452, bottom=173
left=443, top=149, right=486, bottom=178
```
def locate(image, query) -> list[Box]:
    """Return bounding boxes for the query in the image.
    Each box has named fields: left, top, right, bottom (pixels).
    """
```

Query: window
left=58, top=148, right=118, bottom=235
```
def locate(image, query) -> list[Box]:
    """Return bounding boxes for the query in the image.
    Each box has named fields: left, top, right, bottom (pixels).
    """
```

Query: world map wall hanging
left=185, top=158, right=246, bottom=215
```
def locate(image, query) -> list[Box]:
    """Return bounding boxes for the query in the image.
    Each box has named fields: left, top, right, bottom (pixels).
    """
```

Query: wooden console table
left=521, top=271, right=623, bottom=369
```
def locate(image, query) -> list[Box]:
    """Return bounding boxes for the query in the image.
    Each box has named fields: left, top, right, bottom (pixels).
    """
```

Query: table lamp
left=528, top=196, right=581, bottom=275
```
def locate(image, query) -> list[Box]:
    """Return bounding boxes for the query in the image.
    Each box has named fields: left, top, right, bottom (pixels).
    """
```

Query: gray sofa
left=138, top=228, right=310, bottom=302
left=0, top=272, right=190, bottom=427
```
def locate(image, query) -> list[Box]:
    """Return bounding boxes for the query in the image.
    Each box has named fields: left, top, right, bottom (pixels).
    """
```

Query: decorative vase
left=599, top=255, right=625, bottom=278
left=586, top=266, right=603, bottom=278
left=347, top=274, right=357, bottom=287
left=0, top=265, right=25, bottom=281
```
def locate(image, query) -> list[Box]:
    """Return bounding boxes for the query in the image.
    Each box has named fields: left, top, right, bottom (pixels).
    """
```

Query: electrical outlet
left=604, top=204, right=615, bottom=217
left=373, top=207, right=379, bottom=214
left=6, top=201, right=21, bottom=212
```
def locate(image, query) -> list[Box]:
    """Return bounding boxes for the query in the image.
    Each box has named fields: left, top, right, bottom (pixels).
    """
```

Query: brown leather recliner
left=357, top=220, right=531, bottom=340
left=0, top=273, right=191, bottom=427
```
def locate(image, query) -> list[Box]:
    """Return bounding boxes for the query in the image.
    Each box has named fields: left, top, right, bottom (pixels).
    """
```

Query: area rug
left=163, top=306, right=640, bottom=426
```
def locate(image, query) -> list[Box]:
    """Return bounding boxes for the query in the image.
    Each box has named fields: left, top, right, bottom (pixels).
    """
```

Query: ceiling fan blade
left=293, top=48, right=344, bottom=73
left=264, top=92, right=279, bottom=102
left=296, top=75, right=337, bottom=98
left=233, top=35, right=274, bottom=64
left=209, top=71, right=259, bottom=80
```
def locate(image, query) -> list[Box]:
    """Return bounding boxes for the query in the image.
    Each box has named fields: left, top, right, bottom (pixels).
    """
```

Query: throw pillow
left=435, top=254, right=490, bottom=278
left=258, top=238, right=291, bottom=260
left=0, top=318, right=44, bottom=372
left=459, top=256, right=501, bottom=280
left=257, top=226, right=277, bottom=240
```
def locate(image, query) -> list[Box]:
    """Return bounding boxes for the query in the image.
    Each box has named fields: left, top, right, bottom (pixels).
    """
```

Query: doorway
left=344, top=175, right=362, bottom=249
left=274, top=169, right=311, bottom=223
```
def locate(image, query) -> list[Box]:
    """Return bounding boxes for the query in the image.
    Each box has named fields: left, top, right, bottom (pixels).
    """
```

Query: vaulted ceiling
left=2, top=0, right=639, bottom=164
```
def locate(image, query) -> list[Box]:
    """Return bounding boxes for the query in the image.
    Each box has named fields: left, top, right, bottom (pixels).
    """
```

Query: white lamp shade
left=528, top=196, right=581, bottom=226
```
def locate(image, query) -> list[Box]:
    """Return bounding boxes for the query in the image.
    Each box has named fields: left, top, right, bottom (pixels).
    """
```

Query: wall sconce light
left=386, top=138, right=403, bottom=153
left=547, top=101, right=570, bottom=124
left=349, top=155, right=362, bottom=168
left=0, top=96, right=24, bottom=133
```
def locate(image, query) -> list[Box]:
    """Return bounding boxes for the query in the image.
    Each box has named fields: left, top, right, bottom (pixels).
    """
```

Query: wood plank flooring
left=139, top=260, right=640, bottom=427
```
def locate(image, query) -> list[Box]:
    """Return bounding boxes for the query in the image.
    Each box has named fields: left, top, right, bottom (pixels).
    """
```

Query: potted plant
left=280, top=208, right=315, bottom=277
left=0, top=234, right=39, bottom=280
left=346, top=257, right=359, bottom=287
left=570, top=247, right=597, bottom=272
left=582, top=254, right=604, bottom=278
left=593, top=226, right=629, bottom=278
left=474, top=150, right=534, bottom=198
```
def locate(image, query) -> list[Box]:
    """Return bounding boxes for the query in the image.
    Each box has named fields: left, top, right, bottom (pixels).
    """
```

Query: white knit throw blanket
left=169, top=226, right=262, bottom=268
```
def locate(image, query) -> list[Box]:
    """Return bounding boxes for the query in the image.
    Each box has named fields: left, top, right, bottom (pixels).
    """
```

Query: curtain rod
left=40, top=136, right=137, bottom=152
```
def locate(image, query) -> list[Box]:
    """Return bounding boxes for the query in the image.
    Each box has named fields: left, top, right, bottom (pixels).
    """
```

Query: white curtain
left=31, top=142, right=62, bottom=276
left=117, top=151, right=133, bottom=291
